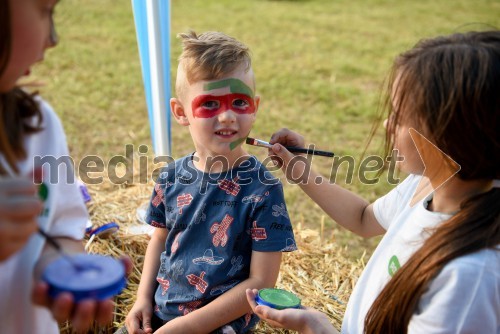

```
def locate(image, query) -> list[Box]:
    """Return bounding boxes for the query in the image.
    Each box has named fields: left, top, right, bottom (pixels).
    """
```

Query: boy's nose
left=218, top=109, right=237, bottom=123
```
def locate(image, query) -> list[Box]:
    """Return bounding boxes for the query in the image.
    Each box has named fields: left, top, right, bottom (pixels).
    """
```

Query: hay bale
left=60, top=179, right=363, bottom=333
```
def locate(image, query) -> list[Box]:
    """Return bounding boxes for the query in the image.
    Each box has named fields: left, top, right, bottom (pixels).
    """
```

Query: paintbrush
left=38, top=228, right=83, bottom=270
left=246, top=137, right=334, bottom=157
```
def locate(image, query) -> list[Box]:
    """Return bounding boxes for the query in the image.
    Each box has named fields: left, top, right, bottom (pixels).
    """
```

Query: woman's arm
left=269, top=128, right=385, bottom=238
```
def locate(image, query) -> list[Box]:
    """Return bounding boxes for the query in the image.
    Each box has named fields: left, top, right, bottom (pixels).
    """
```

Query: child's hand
left=246, top=289, right=338, bottom=334
left=32, top=256, right=133, bottom=333
left=0, top=176, right=42, bottom=261
left=269, top=128, right=306, bottom=150
left=125, top=297, right=155, bottom=334
left=268, top=129, right=310, bottom=181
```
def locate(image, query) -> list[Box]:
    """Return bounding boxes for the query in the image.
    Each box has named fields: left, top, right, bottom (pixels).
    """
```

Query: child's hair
left=365, top=30, right=500, bottom=333
left=175, top=30, right=252, bottom=98
left=0, top=0, right=43, bottom=175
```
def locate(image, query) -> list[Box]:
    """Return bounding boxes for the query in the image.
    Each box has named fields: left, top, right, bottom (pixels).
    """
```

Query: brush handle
left=285, top=146, right=334, bottom=157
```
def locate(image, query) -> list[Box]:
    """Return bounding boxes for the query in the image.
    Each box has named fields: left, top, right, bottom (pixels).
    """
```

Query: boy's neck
left=192, top=149, right=250, bottom=173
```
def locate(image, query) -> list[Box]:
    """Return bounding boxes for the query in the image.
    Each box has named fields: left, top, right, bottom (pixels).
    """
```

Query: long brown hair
left=0, top=0, right=43, bottom=175
left=364, top=30, right=500, bottom=333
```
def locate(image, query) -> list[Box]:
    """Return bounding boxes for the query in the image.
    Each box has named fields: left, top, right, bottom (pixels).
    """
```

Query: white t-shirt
left=0, top=98, right=88, bottom=334
left=342, top=174, right=500, bottom=334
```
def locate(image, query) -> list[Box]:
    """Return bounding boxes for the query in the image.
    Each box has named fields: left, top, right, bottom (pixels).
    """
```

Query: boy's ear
left=171, top=98, right=190, bottom=126
left=253, top=95, right=261, bottom=115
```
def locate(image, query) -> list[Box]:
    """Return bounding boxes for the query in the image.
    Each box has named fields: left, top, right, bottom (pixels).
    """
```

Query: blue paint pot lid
left=42, top=254, right=126, bottom=302
left=255, top=288, right=301, bottom=310
left=89, top=222, right=119, bottom=238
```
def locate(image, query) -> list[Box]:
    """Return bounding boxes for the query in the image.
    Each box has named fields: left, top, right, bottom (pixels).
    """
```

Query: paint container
left=42, top=254, right=126, bottom=301
left=77, top=180, right=92, bottom=203
left=89, top=222, right=119, bottom=238
left=85, top=219, right=94, bottom=235
left=255, top=288, right=301, bottom=310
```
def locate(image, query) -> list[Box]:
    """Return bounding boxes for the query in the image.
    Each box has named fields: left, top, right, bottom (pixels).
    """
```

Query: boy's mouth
left=215, top=130, right=237, bottom=137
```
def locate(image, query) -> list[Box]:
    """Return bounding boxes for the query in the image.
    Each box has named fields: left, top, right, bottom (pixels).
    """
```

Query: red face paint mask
left=191, top=93, right=256, bottom=118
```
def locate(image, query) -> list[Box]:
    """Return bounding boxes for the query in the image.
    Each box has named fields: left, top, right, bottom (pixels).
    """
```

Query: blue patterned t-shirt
left=146, top=154, right=297, bottom=322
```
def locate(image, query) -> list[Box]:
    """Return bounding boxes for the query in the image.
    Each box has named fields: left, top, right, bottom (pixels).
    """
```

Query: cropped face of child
left=0, top=0, right=58, bottom=92
left=388, top=75, right=425, bottom=175
left=172, top=64, right=260, bottom=162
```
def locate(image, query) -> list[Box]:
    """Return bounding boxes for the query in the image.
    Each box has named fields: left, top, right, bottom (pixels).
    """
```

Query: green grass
left=33, top=0, right=499, bottom=259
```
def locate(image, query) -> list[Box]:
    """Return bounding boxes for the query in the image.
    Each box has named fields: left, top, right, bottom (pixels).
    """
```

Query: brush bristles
left=245, top=137, right=257, bottom=145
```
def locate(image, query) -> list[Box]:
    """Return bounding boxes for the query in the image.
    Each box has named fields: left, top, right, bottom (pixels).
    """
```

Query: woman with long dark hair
left=247, top=30, right=500, bottom=333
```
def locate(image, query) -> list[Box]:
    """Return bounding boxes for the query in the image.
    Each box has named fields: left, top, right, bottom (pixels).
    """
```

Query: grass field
left=33, top=1, right=498, bottom=257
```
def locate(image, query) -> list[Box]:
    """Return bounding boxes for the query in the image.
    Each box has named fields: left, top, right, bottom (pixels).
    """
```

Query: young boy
left=124, top=31, right=297, bottom=334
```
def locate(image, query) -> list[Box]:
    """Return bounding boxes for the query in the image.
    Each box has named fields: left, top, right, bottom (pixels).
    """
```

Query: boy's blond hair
left=176, top=31, right=252, bottom=98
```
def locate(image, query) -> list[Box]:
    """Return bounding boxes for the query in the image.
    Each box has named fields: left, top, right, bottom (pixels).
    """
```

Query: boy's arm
left=125, top=227, right=168, bottom=333
left=136, top=228, right=168, bottom=301
left=155, top=250, right=282, bottom=334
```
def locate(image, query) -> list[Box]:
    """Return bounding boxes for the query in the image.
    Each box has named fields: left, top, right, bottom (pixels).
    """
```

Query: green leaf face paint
left=203, top=78, right=254, bottom=98
left=229, top=137, right=247, bottom=150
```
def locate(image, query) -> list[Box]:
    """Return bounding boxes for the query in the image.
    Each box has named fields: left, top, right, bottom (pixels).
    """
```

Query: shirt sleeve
left=146, top=179, right=168, bottom=229
left=373, top=174, right=421, bottom=230
left=408, top=251, right=500, bottom=334
left=249, top=183, right=297, bottom=252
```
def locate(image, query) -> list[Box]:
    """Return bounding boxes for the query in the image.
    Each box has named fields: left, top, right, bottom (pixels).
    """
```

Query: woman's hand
left=0, top=176, right=42, bottom=261
left=246, top=289, right=338, bottom=334
left=32, top=256, right=133, bottom=333
left=268, top=128, right=311, bottom=183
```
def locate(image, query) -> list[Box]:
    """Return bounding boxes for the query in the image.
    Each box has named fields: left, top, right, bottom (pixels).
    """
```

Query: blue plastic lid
left=78, top=180, right=92, bottom=203
left=255, top=288, right=301, bottom=310
left=89, top=222, right=119, bottom=238
left=42, top=254, right=126, bottom=301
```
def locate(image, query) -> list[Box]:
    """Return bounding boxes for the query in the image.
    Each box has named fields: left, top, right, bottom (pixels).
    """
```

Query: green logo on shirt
left=38, top=182, right=49, bottom=201
left=388, top=255, right=401, bottom=276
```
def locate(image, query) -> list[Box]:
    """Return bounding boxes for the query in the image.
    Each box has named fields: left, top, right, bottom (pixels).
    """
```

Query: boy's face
left=172, top=64, right=259, bottom=159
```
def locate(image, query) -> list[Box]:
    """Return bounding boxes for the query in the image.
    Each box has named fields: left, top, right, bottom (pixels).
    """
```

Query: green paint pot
left=255, top=288, right=301, bottom=310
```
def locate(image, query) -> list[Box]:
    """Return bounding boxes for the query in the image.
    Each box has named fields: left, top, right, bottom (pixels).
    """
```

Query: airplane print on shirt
left=218, top=176, right=241, bottom=196
left=272, top=203, right=289, bottom=219
left=177, top=193, right=193, bottom=214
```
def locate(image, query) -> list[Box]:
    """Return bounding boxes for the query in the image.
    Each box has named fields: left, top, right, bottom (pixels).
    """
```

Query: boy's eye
left=232, top=99, right=250, bottom=109
left=202, top=100, right=220, bottom=109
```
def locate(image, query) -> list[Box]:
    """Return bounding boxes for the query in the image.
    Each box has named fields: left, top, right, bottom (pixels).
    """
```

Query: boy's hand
left=0, top=177, right=42, bottom=261
left=32, top=256, right=133, bottom=333
left=125, top=297, right=154, bottom=334
left=246, top=289, right=338, bottom=334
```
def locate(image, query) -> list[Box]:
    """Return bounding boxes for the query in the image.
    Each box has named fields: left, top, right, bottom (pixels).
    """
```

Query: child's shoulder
left=155, top=153, right=192, bottom=182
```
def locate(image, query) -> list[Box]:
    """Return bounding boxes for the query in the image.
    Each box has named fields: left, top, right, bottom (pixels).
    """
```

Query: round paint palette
left=43, top=254, right=126, bottom=301
left=255, top=288, right=301, bottom=310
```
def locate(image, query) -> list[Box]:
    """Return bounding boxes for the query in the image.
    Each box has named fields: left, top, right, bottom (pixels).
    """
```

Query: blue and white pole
left=131, top=0, right=171, bottom=157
